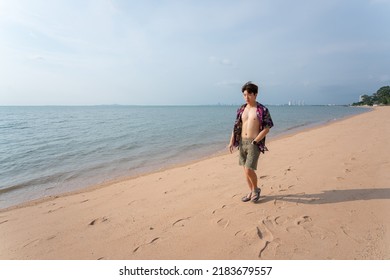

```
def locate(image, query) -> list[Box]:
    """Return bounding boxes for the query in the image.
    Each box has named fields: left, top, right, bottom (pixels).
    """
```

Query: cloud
left=220, top=58, right=232, bottom=65
left=1, top=0, right=389, bottom=105
left=29, top=55, right=45, bottom=61
left=209, top=56, right=233, bottom=66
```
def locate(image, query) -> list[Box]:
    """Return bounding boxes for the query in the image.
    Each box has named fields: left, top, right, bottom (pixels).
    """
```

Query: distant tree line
left=352, top=86, right=390, bottom=106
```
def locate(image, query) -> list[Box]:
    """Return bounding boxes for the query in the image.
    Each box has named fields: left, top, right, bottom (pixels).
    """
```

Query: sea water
left=0, top=105, right=370, bottom=209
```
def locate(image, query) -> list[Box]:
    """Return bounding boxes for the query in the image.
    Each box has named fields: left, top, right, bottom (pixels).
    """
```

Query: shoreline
left=0, top=108, right=372, bottom=213
left=0, top=105, right=370, bottom=211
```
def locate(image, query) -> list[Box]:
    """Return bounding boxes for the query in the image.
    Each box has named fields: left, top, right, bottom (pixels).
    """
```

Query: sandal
left=241, top=192, right=252, bottom=202
left=251, top=187, right=261, bottom=203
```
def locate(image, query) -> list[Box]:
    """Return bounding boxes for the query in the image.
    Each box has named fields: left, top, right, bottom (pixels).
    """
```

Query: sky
left=0, top=0, right=389, bottom=106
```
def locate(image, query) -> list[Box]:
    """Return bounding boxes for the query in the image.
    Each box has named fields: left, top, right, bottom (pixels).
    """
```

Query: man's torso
left=241, top=105, right=260, bottom=139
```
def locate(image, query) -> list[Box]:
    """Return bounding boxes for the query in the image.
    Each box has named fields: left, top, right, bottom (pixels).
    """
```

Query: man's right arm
left=228, top=131, right=235, bottom=153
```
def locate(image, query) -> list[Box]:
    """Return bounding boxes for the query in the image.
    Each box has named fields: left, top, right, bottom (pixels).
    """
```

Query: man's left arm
left=252, top=127, right=270, bottom=143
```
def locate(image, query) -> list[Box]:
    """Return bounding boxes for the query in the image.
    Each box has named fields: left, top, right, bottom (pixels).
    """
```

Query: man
left=228, top=81, right=274, bottom=202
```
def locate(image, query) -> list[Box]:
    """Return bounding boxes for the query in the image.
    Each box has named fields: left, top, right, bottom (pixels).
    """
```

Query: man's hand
left=228, top=143, right=235, bottom=154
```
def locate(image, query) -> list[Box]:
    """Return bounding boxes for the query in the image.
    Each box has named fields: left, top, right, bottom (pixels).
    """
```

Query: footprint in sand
left=47, top=206, right=64, bottom=214
left=46, top=235, right=56, bottom=241
left=285, top=215, right=312, bottom=233
left=0, top=220, right=9, bottom=225
left=257, top=238, right=270, bottom=257
left=256, top=214, right=339, bottom=257
left=217, top=218, right=230, bottom=229
left=212, top=205, right=226, bottom=214
left=273, top=199, right=287, bottom=209
left=306, top=226, right=336, bottom=240
left=278, top=185, right=288, bottom=192
left=172, top=217, right=191, bottom=227
left=274, top=215, right=292, bottom=226
left=289, top=216, right=337, bottom=242
left=340, top=225, right=363, bottom=243
left=231, top=193, right=241, bottom=199
left=284, top=166, right=293, bottom=175
left=285, top=225, right=304, bottom=234
left=133, top=237, right=160, bottom=253
left=256, top=217, right=276, bottom=258
left=234, top=216, right=282, bottom=258
left=295, top=215, right=312, bottom=225
left=23, top=239, right=41, bottom=248
left=128, top=200, right=138, bottom=206
left=89, top=217, right=109, bottom=226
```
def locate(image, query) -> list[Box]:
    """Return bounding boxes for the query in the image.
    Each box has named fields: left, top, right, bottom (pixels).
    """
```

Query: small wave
left=0, top=125, right=30, bottom=130
left=0, top=171, right=75, bottom=195
left=0, top=184, right=27, bottom=195
left=0, top=124, right=16, bottom=129
left=285, top=122, right=313, bottom=131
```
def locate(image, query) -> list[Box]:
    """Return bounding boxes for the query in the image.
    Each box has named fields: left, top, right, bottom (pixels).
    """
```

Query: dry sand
left=0, top=107, right=389, bottom=260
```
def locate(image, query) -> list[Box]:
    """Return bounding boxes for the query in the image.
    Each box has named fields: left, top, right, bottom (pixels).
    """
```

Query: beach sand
left=0, top=107, right=389, bottom=260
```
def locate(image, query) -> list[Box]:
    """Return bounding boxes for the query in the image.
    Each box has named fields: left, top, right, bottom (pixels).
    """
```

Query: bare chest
left=241, top=107, right=260, bottom=138
left=241, top=107, right=258, bottom=123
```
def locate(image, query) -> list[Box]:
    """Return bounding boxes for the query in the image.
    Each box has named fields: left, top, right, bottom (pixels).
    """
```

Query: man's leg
left=240, top=140, right=261, bottom=202
left=243, top=167, right=257, bottom=191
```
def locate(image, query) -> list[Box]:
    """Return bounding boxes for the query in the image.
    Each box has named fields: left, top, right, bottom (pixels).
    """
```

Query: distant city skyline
left=1, top=0, right=389, bottom=106
left=287, top=100, right=305, bottom=106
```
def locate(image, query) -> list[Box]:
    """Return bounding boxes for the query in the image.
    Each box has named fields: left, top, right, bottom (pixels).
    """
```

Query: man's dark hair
left=241, top=81, right=258, bottom=94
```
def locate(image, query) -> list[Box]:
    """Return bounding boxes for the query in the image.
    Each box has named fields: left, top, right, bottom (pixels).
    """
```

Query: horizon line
left=0, top=103, right=352, bottom=107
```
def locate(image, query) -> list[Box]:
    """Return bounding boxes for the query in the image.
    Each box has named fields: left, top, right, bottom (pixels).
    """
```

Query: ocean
left=0, top=105, right=370, bottom=209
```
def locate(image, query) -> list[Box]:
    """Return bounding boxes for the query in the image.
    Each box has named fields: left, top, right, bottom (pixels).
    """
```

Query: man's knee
left=244, top=167, right=256, bottom=176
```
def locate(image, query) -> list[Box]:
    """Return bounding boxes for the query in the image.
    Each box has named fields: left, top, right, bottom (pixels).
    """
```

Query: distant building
left=359, top=95, right=363, bottom=102
left=288, top=100, right=305, bottom=106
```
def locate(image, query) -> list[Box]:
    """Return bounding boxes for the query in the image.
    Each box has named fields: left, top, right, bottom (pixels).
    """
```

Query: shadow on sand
left=260, top=187, right=390, bottom=205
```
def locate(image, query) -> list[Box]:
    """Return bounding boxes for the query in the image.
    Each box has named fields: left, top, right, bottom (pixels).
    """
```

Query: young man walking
left=228, top=81, right=274, bottom=202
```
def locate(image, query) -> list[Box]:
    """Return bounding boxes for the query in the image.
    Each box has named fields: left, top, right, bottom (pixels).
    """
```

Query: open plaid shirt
left=232, top=102, right=274, bottom=153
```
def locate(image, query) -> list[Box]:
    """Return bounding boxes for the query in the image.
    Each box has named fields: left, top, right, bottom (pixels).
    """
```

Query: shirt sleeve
left=263, top=107, right=274, bottom=129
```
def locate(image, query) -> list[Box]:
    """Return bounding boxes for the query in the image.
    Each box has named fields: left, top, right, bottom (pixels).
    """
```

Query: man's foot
left=251, top=187, right=261, bottom=203
left=241, top=192, right=252, bottom=202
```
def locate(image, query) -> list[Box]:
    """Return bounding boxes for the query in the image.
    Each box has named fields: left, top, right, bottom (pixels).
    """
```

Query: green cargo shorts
left=239, top=138, right=261, bottom=170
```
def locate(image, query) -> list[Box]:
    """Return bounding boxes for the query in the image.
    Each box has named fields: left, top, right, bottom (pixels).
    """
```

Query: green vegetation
left=352, top=86, right=390, bottom=106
